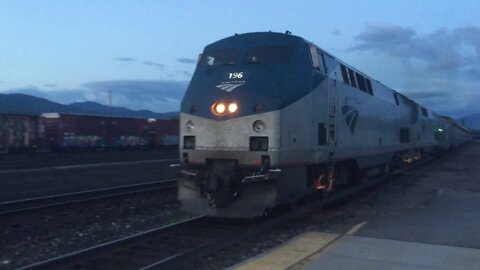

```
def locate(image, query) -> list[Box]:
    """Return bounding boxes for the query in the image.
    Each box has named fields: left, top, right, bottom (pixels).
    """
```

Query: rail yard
left=2, top=30, right=479, bottom=270
left=4, top=1, right=480, bottom=269
left=0, top=141, right=478, bottom=269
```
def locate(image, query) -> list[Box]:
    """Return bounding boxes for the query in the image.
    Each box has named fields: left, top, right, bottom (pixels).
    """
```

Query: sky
left=1, top=0, right=480, bottom=117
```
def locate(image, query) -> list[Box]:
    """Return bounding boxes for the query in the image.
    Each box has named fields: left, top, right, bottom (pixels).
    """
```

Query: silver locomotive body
left=178, top=32, right=472, bottom=218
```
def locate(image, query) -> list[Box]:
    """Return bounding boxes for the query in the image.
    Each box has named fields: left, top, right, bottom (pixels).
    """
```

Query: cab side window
left=316, top=49, right=326, bottom=73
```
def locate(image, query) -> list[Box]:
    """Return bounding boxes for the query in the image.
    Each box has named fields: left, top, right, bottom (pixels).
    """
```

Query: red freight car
left=41, top=113, right=179, bottom=150
left=148, top=119, right=179, bottom=147
left=0, top=114, right=41, bottom=153
left=42, top=113, right=153, bottom=150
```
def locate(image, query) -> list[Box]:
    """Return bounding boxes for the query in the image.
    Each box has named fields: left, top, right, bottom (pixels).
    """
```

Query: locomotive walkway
left=231, top=141, right=480, bottom=270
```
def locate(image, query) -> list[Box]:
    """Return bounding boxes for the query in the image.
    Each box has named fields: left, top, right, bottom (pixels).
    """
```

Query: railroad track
left=0, top=149, right=178, bottom=170
left=24, top=144, right=466, bottom=270
left=16, top=157, right=434, bottom=270
left=0, top=158, right=180, bottom=172
left=17, top=216, right=257, bottom=270
left=0, top=179, right=177, bottom=215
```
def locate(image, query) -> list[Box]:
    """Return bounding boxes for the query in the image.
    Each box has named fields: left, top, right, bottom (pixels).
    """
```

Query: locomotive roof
left=204, top=31, right=306, bottom=50
left=187, top=31, right=458, bottom=125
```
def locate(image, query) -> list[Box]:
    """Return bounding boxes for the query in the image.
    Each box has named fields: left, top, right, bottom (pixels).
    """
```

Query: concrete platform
left=232, top=232, right=339, bottom=270
left=298, top=234, right=480, bottom=270
left=231, top=142, right=480, bottom=270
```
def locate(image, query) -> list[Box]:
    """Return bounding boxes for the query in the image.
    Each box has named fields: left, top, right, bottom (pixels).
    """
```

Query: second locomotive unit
left=178, top=31, right=471, bottom=218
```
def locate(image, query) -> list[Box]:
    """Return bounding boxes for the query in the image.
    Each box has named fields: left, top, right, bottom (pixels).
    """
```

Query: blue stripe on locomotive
left=180, top=32, right=327, bottom=120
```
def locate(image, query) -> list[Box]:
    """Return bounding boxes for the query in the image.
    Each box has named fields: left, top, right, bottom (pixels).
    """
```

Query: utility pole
left=108, top=90, right=112, bottom=114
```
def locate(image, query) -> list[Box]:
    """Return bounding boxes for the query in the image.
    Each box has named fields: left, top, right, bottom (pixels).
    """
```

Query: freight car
left=0, top=114, right=41, bottom=153
left=177, top=31, right=473, bottom=218
left=0, top=113, right=179, bottom=153
left=41, top=113, right=179, bottom=151
left=149, top=119, right=180, bottom=148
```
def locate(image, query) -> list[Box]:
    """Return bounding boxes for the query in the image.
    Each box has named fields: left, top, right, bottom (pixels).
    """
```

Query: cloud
left=3, top=80, right=188, bottom=113
left=350, top=24, right=480, bottom=117
left=143, top=61, right=164, bottom=69
left=177, top=70, right=192, bottom=78
left=353, top=25, right=415, bottom=47
left=82, top=79, right=187, bottom=112
left=398, top=74, right=480, bottom=117
left=466, top=68, right=480, bottom=79
left=115, top=57, right=136, bottom=62
left=115, top=57, right=166, bottom=72
left=177, top=57, right=197, bottom=64
left=3, top=86, right=48, bottom=98
left=351, top=25, right=480, bottom=72
left=3, top=86, right=89, bottom=104
left=403, top=90, right=450, bottom=100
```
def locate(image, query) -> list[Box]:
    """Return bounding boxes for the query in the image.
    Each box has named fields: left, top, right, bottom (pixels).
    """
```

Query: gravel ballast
left=0, top=189, right=193, bottom=269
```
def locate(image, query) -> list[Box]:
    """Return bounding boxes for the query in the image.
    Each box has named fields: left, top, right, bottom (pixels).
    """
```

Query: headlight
left=228, top=102, right=238, bottom=113
left=211, top=102, right=226, bottom=115
left=212, top=102, right=238, bottom=115
left=185, top=120, right=194, bottom=132
left=253, top=120, right=266, bottom=133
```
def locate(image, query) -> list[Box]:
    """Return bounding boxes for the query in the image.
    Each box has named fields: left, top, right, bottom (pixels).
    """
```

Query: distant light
left=438, top=128, right=444, bottom=132
left=42, top=113, right=60, bottom=118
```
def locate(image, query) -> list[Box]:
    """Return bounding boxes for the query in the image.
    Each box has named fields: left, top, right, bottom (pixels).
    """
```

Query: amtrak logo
left=216, top=82, right=245, bottom=92
left=341, top=105, right=359, bottom=135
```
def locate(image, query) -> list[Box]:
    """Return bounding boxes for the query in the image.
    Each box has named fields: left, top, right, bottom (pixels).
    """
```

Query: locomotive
left=178, top=31, right=472, bottom=218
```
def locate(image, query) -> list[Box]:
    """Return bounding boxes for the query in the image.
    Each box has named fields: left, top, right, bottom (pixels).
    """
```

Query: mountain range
left=1, top=92, right=479, bottom=131
left=459, top=113, right=480, bottom=131
left=0, top=93, right=178, bottom=119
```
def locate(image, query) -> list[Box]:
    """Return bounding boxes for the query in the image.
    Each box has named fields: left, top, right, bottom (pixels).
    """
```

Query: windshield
left=246, top=45, right=293, bottom=64
left=200, top=49, right=240, bottom=66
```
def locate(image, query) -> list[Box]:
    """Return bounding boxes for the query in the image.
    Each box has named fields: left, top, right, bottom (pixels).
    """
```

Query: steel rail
left=17, top=216, right=207, bottom=270
left=0, top=158, right=180, bottom=172
left=0, top=179, right=177, bottom=215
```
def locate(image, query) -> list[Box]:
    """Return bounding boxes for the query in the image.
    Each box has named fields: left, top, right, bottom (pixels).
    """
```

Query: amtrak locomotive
left=178, top=31, right=472, bottom=218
